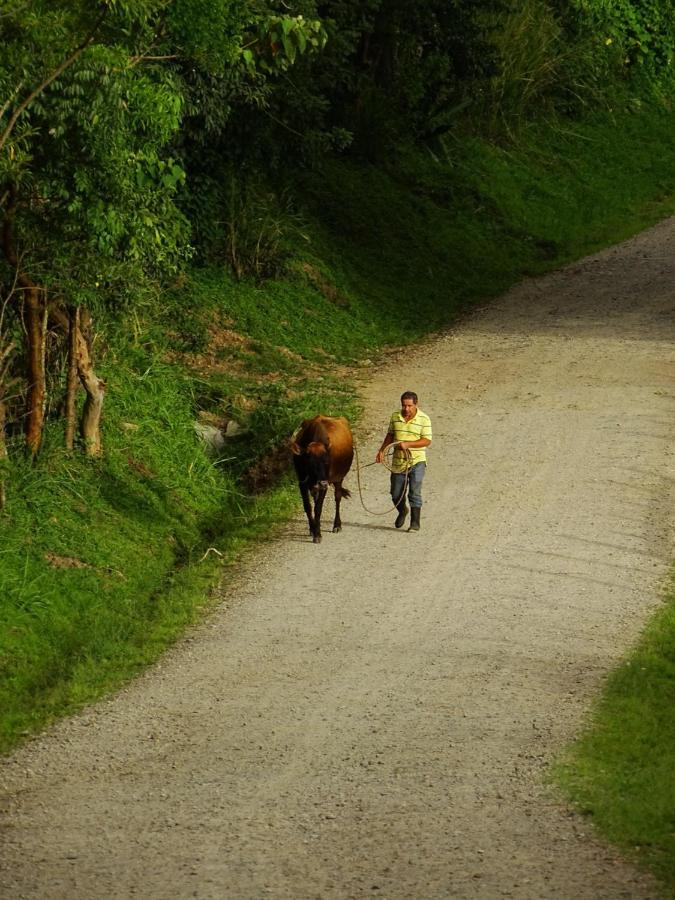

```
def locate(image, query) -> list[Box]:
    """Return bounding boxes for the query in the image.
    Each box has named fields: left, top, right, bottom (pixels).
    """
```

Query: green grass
left=1, top=100, right=675, bottom=763
left=302, top=103, right=675, bottom=327
left=554, top=571, right=675, bottom=894
left=0, top=358, right=304, bottom=750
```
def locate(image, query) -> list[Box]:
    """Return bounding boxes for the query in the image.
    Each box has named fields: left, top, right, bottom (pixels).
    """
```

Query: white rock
left=193, top=422, right=225, bottom=452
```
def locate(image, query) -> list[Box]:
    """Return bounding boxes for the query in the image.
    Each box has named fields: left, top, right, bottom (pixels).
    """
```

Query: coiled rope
left=352, top=441, right=413, bottom=516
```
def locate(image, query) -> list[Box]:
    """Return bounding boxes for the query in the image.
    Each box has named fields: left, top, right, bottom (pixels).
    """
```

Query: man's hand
left=376, top=441, right=398, bottom=464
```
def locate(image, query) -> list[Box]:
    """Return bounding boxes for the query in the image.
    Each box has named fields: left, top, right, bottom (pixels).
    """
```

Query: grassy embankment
left=555, top=570, right=675, bottom=894
left=1, top=102, right=674, bottom=805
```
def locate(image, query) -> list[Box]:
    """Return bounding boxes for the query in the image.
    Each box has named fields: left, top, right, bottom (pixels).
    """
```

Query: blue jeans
left=390, top=462, right=426, bottom=509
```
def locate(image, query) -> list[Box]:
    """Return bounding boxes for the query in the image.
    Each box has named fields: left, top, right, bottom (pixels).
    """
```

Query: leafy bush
left=561, top=0, right=675, bottom=94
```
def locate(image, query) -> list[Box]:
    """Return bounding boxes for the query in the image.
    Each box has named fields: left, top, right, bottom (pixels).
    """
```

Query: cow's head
left=291, top=439, right=330, bottom=494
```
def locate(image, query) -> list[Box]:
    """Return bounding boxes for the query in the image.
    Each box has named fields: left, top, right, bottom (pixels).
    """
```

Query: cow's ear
left=290, top=439, right=302, bottom=456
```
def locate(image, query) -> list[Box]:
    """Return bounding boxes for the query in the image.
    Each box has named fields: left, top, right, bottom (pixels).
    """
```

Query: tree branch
left=0, top=260, right=21, bottom=334
left=0, top=8, right=107, bottom=153
left=0, top=340, right=15, bottom=371
left=0, top=1, right=29, bottom=20
left=130, top=54, right=179, bottom=63
left=0, top=81, right=24, bottom=123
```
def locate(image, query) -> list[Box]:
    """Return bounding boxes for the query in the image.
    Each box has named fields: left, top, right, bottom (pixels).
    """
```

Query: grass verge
left=554, top=571, right=675, bottom=894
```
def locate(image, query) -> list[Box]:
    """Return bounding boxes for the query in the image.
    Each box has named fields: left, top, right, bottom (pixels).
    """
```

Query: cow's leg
left=312, top=486, right=327, bottom=543
left=299, top=484, right=315, bottom=534
left=332, top=482, right=344, bottom=533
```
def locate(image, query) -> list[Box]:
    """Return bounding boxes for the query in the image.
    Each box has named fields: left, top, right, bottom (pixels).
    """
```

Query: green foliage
left=555, top=571, right=675, bottom=890
left=0, top=0, right=331, bottom=310
left=222, top=177, right=300, bottom=280
left=182, top=168, right=302, bottom=278
left=475, top=0, right=675, bottom=136
left=167, top=0, right=248, bottom=71
left=1, top=3, right=195, bottom=310
left=561, top=0, right=675, bottom=91
left=242, top=14, right=328, bottom=74
left=282, top=0, right=497, bottom=156
left=0, top=0, right=326, bottom=458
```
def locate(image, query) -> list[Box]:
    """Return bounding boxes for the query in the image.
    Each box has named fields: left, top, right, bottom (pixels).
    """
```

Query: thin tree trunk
left=0, top=340, right=15, bottom=511
left=50, top=305, right=105, bottom=457
left=24, top=286, right=47, bottom=456
left=64, top=306, right=79, bottom=451
left=78, top=342, right=105, bottom=457
left=1, top=184, right=48, bottom=456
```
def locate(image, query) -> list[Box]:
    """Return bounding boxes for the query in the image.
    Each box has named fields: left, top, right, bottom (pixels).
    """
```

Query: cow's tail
left=340, top=487, right=352, bottom=500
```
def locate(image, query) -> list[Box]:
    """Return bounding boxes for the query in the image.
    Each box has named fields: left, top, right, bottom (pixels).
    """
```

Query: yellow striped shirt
left=388, top=409, right=432, bottom=473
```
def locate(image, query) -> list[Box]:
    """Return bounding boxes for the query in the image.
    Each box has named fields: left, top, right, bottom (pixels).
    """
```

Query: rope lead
left=353, top=441, right=413, bottom=517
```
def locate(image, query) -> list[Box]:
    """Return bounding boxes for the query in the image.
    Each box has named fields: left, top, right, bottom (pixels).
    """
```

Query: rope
left=353, top=441, right=413, bottom=517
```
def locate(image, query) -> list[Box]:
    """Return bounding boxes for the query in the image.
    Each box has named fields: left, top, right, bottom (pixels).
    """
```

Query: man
left=376, top=391, right=432, bottom=532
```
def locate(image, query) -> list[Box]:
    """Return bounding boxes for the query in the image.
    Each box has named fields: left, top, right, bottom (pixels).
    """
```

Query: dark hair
left=400, top=391, right=418, bottom=404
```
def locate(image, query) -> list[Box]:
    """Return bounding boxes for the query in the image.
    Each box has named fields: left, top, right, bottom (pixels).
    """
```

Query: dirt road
left=1, top=219, right=674, bottom=899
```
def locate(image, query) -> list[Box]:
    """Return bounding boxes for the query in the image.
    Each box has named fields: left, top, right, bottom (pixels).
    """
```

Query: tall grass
left=484, top=0, right=567, bottom=130
left=480, top=0, right=621, bottom=134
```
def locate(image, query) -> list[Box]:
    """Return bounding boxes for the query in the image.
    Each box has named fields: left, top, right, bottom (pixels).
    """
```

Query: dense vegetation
left=2, top=0, right=674, bottom=465
left=1, top=0, right=674, bottom=887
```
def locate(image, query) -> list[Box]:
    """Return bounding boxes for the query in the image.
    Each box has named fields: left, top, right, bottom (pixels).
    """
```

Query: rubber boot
left=408, top=507, right=421, bottom=532
left=394, top=499, right=409, bottom=529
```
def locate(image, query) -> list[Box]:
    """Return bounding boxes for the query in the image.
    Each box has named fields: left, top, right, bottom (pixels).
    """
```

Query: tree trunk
left=0, top=341, right=14, bottom=511
left=24, top=287, right=47, bottom=457
left=78, top=339, right=105, bottom=457
left=370, top=5, right=396, bottom=89
left=2, top=185, right=105, bottom=458
left=2, top=184, right=48, bottom=456
left=49, top=305, right=105, bottom=457
left=64, top=306, right=79, bottom=451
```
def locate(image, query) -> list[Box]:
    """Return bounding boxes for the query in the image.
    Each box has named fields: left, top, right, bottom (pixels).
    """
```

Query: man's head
left=400, top=390, right=418, bottom=419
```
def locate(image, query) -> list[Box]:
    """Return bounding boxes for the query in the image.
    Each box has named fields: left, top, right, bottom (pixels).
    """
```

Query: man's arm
left=398, top=437, right=431, bottom=451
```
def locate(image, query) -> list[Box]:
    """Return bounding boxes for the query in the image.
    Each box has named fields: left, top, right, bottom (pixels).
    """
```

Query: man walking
left=376, top=391, right=432, bottom=532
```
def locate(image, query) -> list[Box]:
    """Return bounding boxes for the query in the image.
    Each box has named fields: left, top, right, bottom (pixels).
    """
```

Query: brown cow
left=290, top=415, right=354, bottom=544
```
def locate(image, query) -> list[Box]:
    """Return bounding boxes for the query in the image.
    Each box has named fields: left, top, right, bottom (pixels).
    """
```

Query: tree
left=0, top=0, right=252, bottom=457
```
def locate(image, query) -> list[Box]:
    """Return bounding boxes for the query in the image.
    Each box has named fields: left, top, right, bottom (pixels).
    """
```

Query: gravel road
left=1, top=219, right=674, bottom=899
